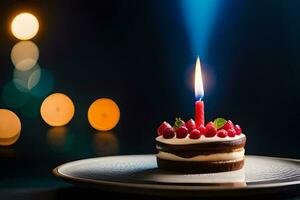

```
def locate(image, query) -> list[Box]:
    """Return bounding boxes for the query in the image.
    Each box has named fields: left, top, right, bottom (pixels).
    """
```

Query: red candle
left=195, top=100, right=204, bottom=127
left=194, top=56, right=204, bottom=127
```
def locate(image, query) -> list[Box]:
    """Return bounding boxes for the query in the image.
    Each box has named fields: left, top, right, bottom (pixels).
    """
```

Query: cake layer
left=157, top=149, right=245, bottom=162
left=156, top=134, right=245, bottom=145
left=156, top=136, right=246, bottom=156
left=157, top=157, right=244, bottom=173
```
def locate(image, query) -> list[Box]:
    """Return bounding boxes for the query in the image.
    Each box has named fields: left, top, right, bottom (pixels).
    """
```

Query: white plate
left=53, top=155, right=300, bottom=197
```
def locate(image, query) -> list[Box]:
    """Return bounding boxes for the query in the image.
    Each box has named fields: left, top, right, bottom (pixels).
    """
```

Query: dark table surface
left=2, top=187, right=300, bottom=200
left=1, top=124, right=300, bottom=200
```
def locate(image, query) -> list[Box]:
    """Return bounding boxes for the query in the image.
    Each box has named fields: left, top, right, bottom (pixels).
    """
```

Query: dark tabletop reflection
left=93, top=131, right=119, bottom=156
left=46, top=127, right=73, bottom=153
left=2, top=186, right=300, bottom=200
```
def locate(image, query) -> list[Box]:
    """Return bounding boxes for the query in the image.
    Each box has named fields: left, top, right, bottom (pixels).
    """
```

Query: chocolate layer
left=156, top=137, right=246, bottom=157
left=158, top=148, right=244, bottom=158
left=157, top=157, right=244, bottom=173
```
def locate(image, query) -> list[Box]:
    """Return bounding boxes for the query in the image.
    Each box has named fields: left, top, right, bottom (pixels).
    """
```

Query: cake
left=156, top=118, right=246, bottom=173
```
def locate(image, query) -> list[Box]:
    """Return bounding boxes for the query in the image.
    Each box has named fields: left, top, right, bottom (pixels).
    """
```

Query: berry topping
left=157, top=121, right=171, bottom=136
left=162, top=127, right=175, bottom=139
left=176, top=126, right=189, bottom=139
left=222, top=120, right=234, bottom=131
left=227, top=128, right=236, bottom=137
left=235, top=125, right=242, bottom=135
left=205, top=122, right=217, bottom=137
left=217, top=129, right=228, bottom=138
left=198, top=124, right=206, bottom=135
left=189, top=129, right=201, bottom=139
left=185, top=119, right=196, bottom=132
left=206, top=121, right=214, bottom=129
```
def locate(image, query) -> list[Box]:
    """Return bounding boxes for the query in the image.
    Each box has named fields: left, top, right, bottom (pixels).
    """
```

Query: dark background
left=0, top=0, right=300, bottom=196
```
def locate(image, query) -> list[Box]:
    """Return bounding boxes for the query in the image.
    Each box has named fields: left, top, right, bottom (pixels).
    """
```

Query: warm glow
left=195, top=56, right=204, bottom=100
left=93, top=132, right=119, bottom=156
left=11, top=41, right=39, bottom=71
left=0, top=109, right=21, bottom=146
left=11, top=13, right=39, bottom=40
left=88, top=98, right=120, bottom=131
left=40, top=93, right=75, bottom=126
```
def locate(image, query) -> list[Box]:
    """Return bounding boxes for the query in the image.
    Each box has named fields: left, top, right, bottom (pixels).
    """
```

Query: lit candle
left=195, top=56, right=204, bottom=127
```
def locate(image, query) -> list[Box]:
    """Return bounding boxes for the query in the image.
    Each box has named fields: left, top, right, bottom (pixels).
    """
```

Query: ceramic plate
left=53, top=155, right=300, bottom=197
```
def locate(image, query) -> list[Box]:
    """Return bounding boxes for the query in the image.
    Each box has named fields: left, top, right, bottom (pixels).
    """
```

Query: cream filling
left=156, top=134, right=245, bottom=145
left=157, top=149, right=245, bottom=162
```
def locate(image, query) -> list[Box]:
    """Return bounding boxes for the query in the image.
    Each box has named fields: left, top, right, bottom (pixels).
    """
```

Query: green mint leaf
left=214, top=118, right=227, bottom=129
left=173, top=117, right=184, bottom=129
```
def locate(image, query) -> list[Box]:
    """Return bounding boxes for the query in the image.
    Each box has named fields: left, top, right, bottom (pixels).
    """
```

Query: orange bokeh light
left=11, top=41, right=39, bottom=71
left=40, top=93, right=75, bottom=126
left=88, top=98, right=120, bottom=131
left=0, top=109, right=21, bottom=146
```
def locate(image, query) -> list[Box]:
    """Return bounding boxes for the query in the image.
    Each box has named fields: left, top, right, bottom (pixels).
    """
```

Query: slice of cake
left=156, top=118, right=246, bottom=173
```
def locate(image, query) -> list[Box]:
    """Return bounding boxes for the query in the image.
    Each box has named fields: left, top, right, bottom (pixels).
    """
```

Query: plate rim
left=53, top=154, right=300, bottom=191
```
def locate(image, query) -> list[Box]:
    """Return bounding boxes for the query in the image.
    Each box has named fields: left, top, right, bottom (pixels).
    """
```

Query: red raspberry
left=235, top=125, right=242, bottom=135
left=206, top=121, right=214, bottom=129
left=176, top=126, right=189, bottom=139
left=189, top=129, right=201, bottom=139
left=157, top=121, right=171, bottom=136
left=227, top=128, right=236, bottom=137
left=217, top=129, right=228, bottom=138
left=198, top=124, right=206, bottom=135
left=205, top=122, right=217, bottom=137
left=162, top=127, right=175, bottom=139
left=185, top=119, right=196, bottom=132
left=222, top=120, right=234, bottom=130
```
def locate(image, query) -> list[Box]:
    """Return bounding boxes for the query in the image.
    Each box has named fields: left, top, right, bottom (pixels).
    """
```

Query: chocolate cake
left=156, top=118, right=246, bottom=173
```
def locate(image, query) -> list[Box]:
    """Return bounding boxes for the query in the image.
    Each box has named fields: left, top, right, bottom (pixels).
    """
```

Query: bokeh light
left=40, top=93, right=75, bottom=126
left=47, top=127, right=73, bottom=152
left=181, top=0, right=220, bottom=55
left=11, top=13, right=39, bottom=40
left=11, top=41, right=39, bottom=71
left=30, top=69, right=54, bottom=97
left=88, top=98, right=120, bottom=131
left=93, top=132, right=119, bottom=156
left=0, top=109, right=21, bottom=146
left=13, top=64, right=41, bottom=92
left=2, top=81, right=30, bottom=109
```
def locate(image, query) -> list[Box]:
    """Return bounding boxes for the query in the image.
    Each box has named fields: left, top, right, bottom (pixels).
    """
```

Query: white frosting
left=156, top=134, right=245, bottom=145
left=157, top=149, right=245, bottom=162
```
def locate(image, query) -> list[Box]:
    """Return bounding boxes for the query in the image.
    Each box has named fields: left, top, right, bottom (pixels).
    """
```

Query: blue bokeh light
left=181, top=0, right=221, bottom=56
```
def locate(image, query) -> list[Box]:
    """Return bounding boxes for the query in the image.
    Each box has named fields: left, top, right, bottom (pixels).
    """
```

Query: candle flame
left=195, top=56, right=204, bottom=100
